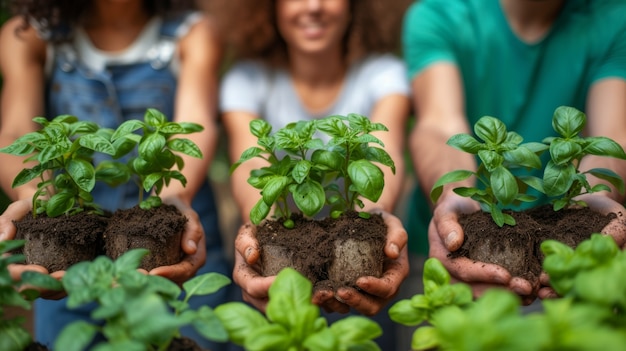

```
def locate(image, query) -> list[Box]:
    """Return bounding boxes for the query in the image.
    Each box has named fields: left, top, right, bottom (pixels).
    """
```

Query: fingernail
left=390, top=243, right=399, bottom=256
left=0, top=232, right=6, bottom=241
left=187, top=240, right=197, bottom=251
left=245, top=247, right=253, bottom=260
left=445, top=231, right=458, bottom=248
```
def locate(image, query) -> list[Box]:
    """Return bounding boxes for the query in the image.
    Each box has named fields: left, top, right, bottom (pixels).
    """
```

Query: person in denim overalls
left=0, top=1, right=233, bottom=350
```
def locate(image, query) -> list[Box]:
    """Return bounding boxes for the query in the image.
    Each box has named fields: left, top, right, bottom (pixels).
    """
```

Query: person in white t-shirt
left=216, top=0, right=412, bottom=349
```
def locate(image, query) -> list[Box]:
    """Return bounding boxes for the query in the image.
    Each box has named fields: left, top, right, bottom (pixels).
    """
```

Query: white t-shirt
left=219, top=54, right=410, bottom=129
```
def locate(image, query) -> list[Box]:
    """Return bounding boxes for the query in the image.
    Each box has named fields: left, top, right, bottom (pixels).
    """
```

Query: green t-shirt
left=402, top=0, right=626, bottom=255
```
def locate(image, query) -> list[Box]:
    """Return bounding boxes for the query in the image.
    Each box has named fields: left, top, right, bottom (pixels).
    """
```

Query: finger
left=149, top=261, right=195, bottom=285
left=336, top=287, right=383, bottom=316
left=538, top=287, right=559, bottom=299
left=0, top=200, right=32, bottom=241
left=539, top=272, right=550, bottom=286
left=8, top=263, right=49, bottom=281
left=429, top=224, right=511, bottom=285
left=508, top=277, right=535, bottom=296
left=379, top=211, right=407, bottom=259
left=235, top=223, right=260, bottom=265
left=356, top=246, right=409, bottom=298
left=167, top=201, right=203, bottom=256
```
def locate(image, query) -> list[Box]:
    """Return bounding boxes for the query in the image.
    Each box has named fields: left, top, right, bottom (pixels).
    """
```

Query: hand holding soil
left=148, top=196, right=207, bottom=286
left=428, top=194, right=537, bottom=305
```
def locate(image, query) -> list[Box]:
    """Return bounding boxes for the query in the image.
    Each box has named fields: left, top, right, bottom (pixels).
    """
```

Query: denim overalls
left=35, top=13, right=232, bottom=350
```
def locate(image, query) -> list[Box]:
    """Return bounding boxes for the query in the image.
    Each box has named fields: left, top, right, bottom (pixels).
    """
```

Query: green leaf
left=192, top=306, right=229, bottom=342
left=311, top=149, right=344, bottom=171
left=12, top=163, right=48, bottom=188
left=302, top=328, right=339, bottom=351
left=292, top=180, right=325, bottom=217
left=491, top=166, right=517, bottom=205
left=244, top=324, right=292, bottom=351
left=168, top=138, right=203, bottom=158
left=292, top=160, right=311, bottom=184
left=477, top=149, right=504, bottom=172
left=389, top=299, right=427, bottom=326
left=549, top=138, right=582, bottom=165
left=447, top=133, right=484, bottom=154
left=138, top=133, right=166, bottom=159
left=21, top=271, right=63, bottom=291
left=67, top=158, right=96, bottom=192
left=503, top=146, right=542, bottom=169
left=262, top=176, right=291, bottom=207
left=46, top=191, right=75, bottom=217
left=584, top=136, right=626, bottom=159
left=330, top=316, right=382, bottom=345
left=183, top=272, right=231, bottom=298
left=250, top=119, right=272, bottom=138
left=316, top=116, right=348, bottom=137
left=215, top=302, right=270, bottom=345
left=54, top=321, right=99, bottom=351
left=474, top=116, right=507, bottom=145
left=111, top=120, right=144, bottom=141
left=78, top=134, right=116, bottom=155
left=587, top=168, right=625, bottom=194
left=365, top=147, right=396, bottom=174
left=250, top=198, right=271, bottom=225
left=113, top=249, right=149, bottom=272
left=347, top=160, right=384, bottom=202
left=430, top=170, right=474, bottom=203
left=412, top=326, right=440, bottom=351
left=552, top=106, right=585, bottom=139
left=0, top=141, right=35, bottom=156
left=543, top=161, right=576, bottom=196
left=144, top=108, right=167, bottom=127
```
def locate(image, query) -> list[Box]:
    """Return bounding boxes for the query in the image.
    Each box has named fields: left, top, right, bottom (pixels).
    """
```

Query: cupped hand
left=538, top=192, right=626, bottom=299
left=313, top=210, right=410, bottom=315
left=429, top=195, right=537, bottom=305
left=1, top=199, right=67, bottom=299
left=149, top=197, right=207, bottom=285
left=232, top=222, right=275, bottom=312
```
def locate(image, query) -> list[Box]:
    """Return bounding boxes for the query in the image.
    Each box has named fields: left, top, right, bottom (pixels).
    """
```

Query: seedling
left=0, top=240, right=62, bottom=351
left=540, top=106, right=626, bottom=210
left=110, top=108, right=204, bottom=209
left=231, top=113, right=395, bottom=227
left=215, top=267, right=382, bottom=351
left=0, top=115, right=123, bottom=217
left=430, top=106, right=626, bottom=227
left=390, top=239, right=626, bottom=351
left=55, top=249, right=231, bottom=351
left=430, top=116, right=547, bottom=226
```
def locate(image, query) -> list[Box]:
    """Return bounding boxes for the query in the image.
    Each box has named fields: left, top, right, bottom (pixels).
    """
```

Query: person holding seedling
left=0, top=0, right=232, bottom=349
left=403, top=0, right=626, bottom=305
left=215, top=0, right=412, bottom=348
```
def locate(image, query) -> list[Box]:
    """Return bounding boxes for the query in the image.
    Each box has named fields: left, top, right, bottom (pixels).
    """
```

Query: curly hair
left=3, top=0, right=200, bottom=42
left=212, top=0, right=413, bottom=67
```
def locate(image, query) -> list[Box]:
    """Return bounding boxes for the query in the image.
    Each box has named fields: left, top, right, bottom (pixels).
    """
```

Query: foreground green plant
left=231, top=113, right=395, bottom=227
left=55, top=249, right=230, bottom=351
left=430, top=106, right=626, bottom=227
left=0, top=240, right=62, bottom=351
left=215, top=268, right=382, bottom=351
left=0, top=115, right=120, bottom=217
left=390, top=235, right=626, bottom=351
left=110, top=108, right=204, bottom=209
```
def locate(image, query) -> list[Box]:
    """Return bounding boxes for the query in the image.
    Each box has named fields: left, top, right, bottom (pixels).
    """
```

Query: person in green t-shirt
left=402, top=0, right=626, bottom=304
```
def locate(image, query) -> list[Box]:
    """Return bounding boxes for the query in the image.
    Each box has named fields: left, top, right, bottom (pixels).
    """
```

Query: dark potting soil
left=13, top=211, right=108, bottom=272
left=167, top=337, right=205, bottom=351
left=452, top=205, right=616, bottom=285
left=104, top=204, right=187, bottom=271
left=256, top=211, right=386, bottom=291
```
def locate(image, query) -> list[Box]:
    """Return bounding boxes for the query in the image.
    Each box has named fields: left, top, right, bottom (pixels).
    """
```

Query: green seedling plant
left=539, top=106, right=626, bottom=210
left=215, top=267, right=382, bottom=351
left=390, top=241, right=626, bottom=351
left=231, top=113, right=395, bottom=228
left=0, top=240, right=62, bottom=351
left=430, top=116, right=547, bottom=226
left=110, top=108, right=204, bottom=210
left=0, top=115, right=124, bottom=217
left=55, top=248, right=231, bottom=351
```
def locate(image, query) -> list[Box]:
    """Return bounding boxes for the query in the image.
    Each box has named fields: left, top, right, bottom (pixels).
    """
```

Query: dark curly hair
left=212, top=0, right=413, bottom=67
left=3, top=0, right=201, bottom=42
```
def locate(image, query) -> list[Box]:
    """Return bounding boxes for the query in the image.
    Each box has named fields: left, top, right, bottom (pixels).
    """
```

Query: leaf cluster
left=231, top=113, right=395, bottom=227
left=215, top=267, right=382, bottom=351
left=389, top=236, right=626, bottom=350
left=0, top=115, right=120, bottom=217
left=55, top=249, right=231, bottom=351
left=0, top=240, right=62, bottom=351
left=110, top=108, right=204, bottom=209
left=430, top=106, right=626, bottom=227
left=0, top=109, right=204, bottom=216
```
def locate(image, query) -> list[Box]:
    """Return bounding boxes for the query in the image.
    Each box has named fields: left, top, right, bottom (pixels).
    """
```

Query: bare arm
left=0, top=17, right=47, bottom=201
left=159, top=16, right=222, bottom=205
